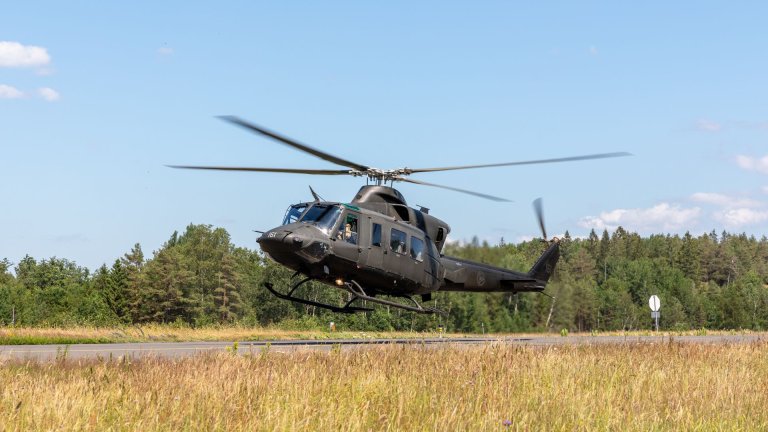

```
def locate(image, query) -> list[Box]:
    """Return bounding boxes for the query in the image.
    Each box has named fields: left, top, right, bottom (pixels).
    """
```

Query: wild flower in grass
left=503, top=419, right=512, bottom=427
left=225, top=341, right=239, bottom=355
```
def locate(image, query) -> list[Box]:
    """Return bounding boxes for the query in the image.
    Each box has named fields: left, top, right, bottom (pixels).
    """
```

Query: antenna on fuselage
left=309, top=185, right=324, bottom=202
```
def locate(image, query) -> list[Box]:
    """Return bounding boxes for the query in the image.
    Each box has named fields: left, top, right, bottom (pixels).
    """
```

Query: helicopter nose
left=257, top=230, right=303, bottom=254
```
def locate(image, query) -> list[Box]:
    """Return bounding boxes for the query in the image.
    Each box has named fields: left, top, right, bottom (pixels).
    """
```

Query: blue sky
left=2, top=2, right=768, bottom=271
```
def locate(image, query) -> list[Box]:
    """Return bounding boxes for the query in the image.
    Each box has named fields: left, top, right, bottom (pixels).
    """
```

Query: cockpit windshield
left=297, top=204, right=342, bottom=235
left=282, top=204, right=308, bottom=225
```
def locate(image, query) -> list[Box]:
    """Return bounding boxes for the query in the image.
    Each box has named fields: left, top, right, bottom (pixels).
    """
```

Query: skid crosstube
left=264, top=282, right=372, bottom=314
left=342, top=280, right=446, bottom=315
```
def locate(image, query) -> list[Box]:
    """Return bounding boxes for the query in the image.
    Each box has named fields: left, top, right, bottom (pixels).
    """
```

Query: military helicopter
left=171, top=116, right=629, bottom=314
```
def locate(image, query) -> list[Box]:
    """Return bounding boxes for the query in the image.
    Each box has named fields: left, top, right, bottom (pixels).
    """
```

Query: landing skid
left=264, top=278, right=372, bottom=314
left=263, top=277, right=445, bottom=315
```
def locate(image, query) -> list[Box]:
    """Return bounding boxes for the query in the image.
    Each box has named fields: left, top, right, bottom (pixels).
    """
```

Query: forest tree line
left=1, top=224, right=767, bottom=332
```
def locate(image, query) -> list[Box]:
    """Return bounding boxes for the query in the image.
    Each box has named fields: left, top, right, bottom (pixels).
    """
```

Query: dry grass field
left=2, top=341, right=767, bottom=431
left=0, top=325, right=456, bottom=345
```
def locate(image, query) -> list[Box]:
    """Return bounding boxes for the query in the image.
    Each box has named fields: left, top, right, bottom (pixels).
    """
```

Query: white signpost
left=649, top=295, right=660, bottom=331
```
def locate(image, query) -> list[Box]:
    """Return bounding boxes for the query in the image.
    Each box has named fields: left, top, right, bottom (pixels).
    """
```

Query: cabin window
left=336, top=213, right=359, bottom=244
left=371, top=223, right=382, bottom=247
left=390, top=228, right=407, bottom=254
left=410, top=237, right=424, bottom=262
left=282, top=204, right=308, bottom=225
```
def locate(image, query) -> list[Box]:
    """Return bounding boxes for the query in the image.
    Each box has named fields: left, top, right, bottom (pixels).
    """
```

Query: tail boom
left=439, top=240, right=560, bottom=293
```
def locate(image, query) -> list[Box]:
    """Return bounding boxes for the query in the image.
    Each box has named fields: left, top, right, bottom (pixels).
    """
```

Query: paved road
left=1, top=334, right=765, bottom=361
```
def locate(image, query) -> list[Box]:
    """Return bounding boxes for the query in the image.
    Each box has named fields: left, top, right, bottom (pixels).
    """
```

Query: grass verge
left=0, top=325, right=763, bottom=345
left=0, top=325, right=466, bottom=345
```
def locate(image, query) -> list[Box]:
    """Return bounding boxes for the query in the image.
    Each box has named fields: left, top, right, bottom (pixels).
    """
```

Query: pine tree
left=598, top=230, right=611, bottom=282
left=586, top=229, right=599, bottom=257
left=214, top=253, right=242, bottom=322
left=121, top=243, right=145, bottom=323
left=0, top=258, right=13, bottom=285
left=92, top=261, right=131, bottom=322
left=677, top=231, right=701, bottom=280
left=142, top=248, right=195, bottom=323
left=176, top=224, right=232, bottom=319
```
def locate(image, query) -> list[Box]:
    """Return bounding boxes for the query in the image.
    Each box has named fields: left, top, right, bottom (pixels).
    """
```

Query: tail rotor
left=533, top=198, right=558, bottom=244
left=533, top=198, right=547, bottom=241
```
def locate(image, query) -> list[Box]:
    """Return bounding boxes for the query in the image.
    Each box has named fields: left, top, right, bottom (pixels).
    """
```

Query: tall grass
left=2, top=342, right=768, bottom=430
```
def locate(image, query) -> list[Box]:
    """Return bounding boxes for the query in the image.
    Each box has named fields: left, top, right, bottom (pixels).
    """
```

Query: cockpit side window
left=282, top=204, right=308, bottom=225
left=336, top=213, right=359, bottom=244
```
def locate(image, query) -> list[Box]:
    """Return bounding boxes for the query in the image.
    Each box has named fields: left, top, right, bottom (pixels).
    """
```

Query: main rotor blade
left=407, top=152, right=632, bottom=173
left=167, top=165, right=352, bottom=175
left=395, top=177, right=511, bottom=202
left=219, top=116, right=370, bottom=172
left=533, top=198, right=547, bottom=240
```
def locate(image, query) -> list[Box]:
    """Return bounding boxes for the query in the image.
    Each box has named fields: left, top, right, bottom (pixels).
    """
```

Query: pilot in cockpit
left=337, top=217, right=358, bottom=244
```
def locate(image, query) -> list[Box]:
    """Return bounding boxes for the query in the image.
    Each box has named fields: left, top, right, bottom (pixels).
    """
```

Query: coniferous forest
left=1, top=224, right=767, bottom=332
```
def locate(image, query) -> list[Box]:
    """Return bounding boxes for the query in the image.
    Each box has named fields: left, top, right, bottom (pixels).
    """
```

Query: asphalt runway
left=1, top=333, right=766, bottom=361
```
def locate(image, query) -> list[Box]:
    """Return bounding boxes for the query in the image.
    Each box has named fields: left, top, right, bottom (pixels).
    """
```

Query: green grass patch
left=0, top=335, right=118, bottom=345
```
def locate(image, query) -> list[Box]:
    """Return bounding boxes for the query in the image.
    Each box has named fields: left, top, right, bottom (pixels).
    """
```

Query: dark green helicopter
left=171, top=117, right=630, bottom=314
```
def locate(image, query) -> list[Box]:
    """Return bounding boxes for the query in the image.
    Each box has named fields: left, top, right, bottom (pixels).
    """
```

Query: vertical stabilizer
left=528, top=240, right=560, bottom=282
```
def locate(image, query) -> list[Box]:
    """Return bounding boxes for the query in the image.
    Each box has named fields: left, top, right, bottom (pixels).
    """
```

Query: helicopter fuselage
left=258, top=201, right=441, bottom=296
left=257, top=186, right=559, bottom=300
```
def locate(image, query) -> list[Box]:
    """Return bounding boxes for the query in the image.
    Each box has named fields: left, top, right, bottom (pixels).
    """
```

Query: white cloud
left=690, top=192, right=761, bottom=209
left=0, top=85, right=62, bottom=102
left=762, top=186, right=768, bottom=195
left=579, top=203, right=701, bottom=232
left=37, top=87, right=60, bottom=102
left=714, top=208, right=768, bottom=228
left=0, top=41, right=50, bottom=68
left=736, top=155, right=768, bottom=174
left=157, top=47, right=173, bottom=56
left=689, top=191, right=768, bottom=228
left=0, top=84, right=24, bottom=99
left=696, top=119, right=721, bottom=132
